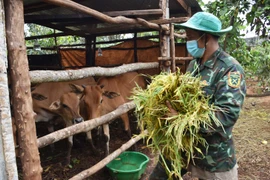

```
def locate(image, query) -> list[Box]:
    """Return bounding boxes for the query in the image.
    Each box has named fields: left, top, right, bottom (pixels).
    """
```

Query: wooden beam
left=36, top=22, right=86, bottom=37
left=42, top=0, right=169, bottom=31
left=158, top=57, right=193, bottom=61
left=24, top=0, right=85, bottom=14
left=176, top=0, right=191, bottom=16
left=29, top=62, right=159, bottom=84
left=105, top=9, right=163, bottom=17
left=24, top=2, right=56, bottom=14
left=5, top=0, right=42, bottom=179
left=25, top=32, right=68, bottom=40
left=150, top=16, right=189, bottom=24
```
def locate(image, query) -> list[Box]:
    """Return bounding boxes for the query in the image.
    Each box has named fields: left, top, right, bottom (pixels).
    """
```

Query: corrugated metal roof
left=24, top=0, right=202, bottom=37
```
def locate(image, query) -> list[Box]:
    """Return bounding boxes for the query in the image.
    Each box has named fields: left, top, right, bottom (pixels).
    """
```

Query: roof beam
left=24, top=0, right=85, bottom=14
left=176, top=0, right=191, bottom=16
left=42, top=0, right=169, bottom=31
left=150, top=17, right=189, bottom=24
left=105, top=9, right=163, bottom=17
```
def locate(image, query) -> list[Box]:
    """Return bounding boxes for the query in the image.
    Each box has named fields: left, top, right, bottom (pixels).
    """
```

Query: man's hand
left=166, top=100, right=178, bottom=116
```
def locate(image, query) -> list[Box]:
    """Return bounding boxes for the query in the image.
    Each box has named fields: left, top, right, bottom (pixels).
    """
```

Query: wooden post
left=159, top=0, right=170, bottom=72
left=133, top=32, right=138, bottom=62
left=0, top=0, right=19, bottom=179
left=4, top=0, right=43, bottom=179
left=85, top=35, right=95, bottom=67
left=170, top=23, right=176, bottom=72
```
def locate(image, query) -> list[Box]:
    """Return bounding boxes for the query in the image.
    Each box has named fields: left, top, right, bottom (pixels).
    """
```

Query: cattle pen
left=0, top=0, right=202, bottom=179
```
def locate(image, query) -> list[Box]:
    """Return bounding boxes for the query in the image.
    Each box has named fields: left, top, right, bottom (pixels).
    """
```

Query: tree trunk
left=4, top=0, right=42, bottom=179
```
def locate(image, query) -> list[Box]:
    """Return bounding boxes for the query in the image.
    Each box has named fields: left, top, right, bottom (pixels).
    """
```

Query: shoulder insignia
left=228, top=71, right=241, bottom=88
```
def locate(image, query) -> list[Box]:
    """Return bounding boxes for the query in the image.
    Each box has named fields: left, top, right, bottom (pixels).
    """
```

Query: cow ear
left=69, top=84, right=84, bottom=94
left=103, top=91, right=120, bottom=99
left=32, top=93, right=47, bottom=101
left=49, top=100, right=61, bottom=111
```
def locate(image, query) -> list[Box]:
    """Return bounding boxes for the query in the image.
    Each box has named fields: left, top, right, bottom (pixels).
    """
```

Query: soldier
left=149, top=12, right=246, bottom=180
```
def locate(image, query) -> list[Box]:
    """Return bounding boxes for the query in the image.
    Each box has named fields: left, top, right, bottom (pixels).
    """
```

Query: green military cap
left=175, top=12, right=232, bottom=36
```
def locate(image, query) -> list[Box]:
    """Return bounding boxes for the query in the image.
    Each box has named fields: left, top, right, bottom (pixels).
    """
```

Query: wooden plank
left=5, top=0, right=42, bottom=179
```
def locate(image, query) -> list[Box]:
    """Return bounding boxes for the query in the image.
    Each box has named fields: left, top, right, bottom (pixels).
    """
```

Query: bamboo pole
left=4, top=0, right=42, bottom=179
left=69, top=130, right=147, bottom=180
left=30, top=62, right=159, bottom=84
left=42, top=0, right=169, bottom=32
left=38, top=101, right=136, bottom=148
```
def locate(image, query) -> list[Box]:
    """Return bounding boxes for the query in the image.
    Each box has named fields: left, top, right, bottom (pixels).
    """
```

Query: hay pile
left=131, top=70, right=223, bottom=179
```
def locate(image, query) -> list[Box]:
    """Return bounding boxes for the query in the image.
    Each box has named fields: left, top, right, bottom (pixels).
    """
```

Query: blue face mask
left=186, top=34, right=205, bottom=58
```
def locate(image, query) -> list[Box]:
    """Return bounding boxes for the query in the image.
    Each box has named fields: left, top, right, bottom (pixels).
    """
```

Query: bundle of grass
left=131, top=69, right=223, bottom=179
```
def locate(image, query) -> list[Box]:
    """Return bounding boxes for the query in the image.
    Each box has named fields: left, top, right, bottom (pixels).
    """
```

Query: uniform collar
left=198, top=48, right=222, bottom=69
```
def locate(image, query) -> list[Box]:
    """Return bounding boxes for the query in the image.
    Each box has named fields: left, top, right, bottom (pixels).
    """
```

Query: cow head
left=49, top=88, right=84, bottom=126
left=71, top=84, right=120, bottom=121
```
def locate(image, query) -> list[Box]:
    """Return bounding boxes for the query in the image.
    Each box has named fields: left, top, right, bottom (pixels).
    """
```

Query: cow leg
left=120, top=113, right=131, bottom=138
left=103, top=123, right=110, bottom=156
left=47, top=123, right=55, bottom=152
left=120, top=113, right=137, bottom=150
left=63, top=136, right=73, bottom=166
left=86, top=131, right=100, bottom=155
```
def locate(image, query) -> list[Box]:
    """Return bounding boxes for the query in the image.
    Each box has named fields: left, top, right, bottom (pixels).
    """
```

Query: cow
left=31, top=77, right=95, bottom=165
left=72, top=71, right=146, bottom=156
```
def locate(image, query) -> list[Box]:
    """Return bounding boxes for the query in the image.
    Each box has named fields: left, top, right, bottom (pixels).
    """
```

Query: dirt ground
left=17, top=80, right=270, bottom=180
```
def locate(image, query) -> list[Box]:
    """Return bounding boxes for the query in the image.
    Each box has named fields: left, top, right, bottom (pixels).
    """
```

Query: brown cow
left=73, top=72, right=146, bottom=156
left=32, top=77, right=95, bottom=165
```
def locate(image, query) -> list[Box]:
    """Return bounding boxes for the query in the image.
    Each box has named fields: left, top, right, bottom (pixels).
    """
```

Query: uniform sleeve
left=200, top=65, right=246, bottom=134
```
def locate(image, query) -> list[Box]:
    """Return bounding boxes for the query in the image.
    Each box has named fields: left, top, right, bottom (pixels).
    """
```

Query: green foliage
left=246, top=0, right=270, bottom=37
left=203, top=0, right=270, bottom=86
left=246, top=41, right=270, bottom=86
left=25, top=24, right=84, bottom=55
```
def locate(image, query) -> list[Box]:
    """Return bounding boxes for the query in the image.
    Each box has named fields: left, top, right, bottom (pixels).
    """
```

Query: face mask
left=186, top=34, right=205, bottom=58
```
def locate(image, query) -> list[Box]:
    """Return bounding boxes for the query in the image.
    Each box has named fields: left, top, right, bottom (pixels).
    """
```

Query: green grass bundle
left=131, top=70, right=223, bottom=179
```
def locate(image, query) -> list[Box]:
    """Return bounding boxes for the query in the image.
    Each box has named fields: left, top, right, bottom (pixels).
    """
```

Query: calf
left=73, top=72, right=146, bottom=155
left=32, top=77, right=95, bottom=165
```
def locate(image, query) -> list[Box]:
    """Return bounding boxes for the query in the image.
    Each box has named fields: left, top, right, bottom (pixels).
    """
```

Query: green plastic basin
left=106, top=151, right=149, bottom=180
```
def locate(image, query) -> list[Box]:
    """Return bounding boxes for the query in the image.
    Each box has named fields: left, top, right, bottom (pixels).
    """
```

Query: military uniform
left=186, top=48, right=246, bottom=172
